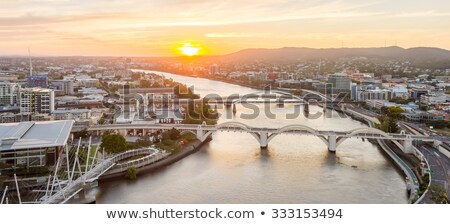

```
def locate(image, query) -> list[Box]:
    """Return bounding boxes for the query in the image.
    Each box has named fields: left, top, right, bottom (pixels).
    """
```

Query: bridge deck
left=77, top=123, right=434, bottom=141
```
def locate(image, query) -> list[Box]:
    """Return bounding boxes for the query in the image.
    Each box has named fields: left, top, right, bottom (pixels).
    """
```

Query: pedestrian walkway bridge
left=40, top=143, right=163, bottom=204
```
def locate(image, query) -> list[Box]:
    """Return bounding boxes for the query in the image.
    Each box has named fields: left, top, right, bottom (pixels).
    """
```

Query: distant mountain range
left=216, top=46, right=450, bottom=65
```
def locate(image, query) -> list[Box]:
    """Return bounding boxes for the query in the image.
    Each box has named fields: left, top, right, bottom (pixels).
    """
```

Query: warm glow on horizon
left=178, top=43, right=201, bottom=56
left=1, top=0, right=450, bottom=56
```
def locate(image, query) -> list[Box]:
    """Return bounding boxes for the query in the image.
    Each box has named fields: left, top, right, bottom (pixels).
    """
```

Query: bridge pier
left=327, top=135, right=336, bottom=152
left=196, top=125, right=205, bottom=141
left=232, top=104, right=236, bottom=114
left=433, top=139, right=442, bottom=149
left=402, top=136, right=413, bottom=154
left=259, top=132, right=268, bottom=149
left=303, top=103, right=309, bottom=114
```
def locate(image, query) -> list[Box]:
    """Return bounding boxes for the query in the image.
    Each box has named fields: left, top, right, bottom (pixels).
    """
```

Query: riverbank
left=98, top=139, right=209, bottom=182
left=134, top=69, right=262, bottom=90
left=342, top=107, right=424, bottom=203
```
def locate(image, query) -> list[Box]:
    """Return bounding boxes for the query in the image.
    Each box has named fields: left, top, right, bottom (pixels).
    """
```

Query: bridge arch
left=232, top=89, right=304, bottom=104
left=267, top=124, right=328, bottom=145
left=300, top=89, right=330, bottom=101
left=198, top=121, right=261, bottom=142
left=335, top=127, right=390, bottom=148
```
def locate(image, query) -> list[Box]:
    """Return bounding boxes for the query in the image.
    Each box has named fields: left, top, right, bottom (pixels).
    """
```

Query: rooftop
left=53, top=109, right=90, bottom=114
left=0, top=120, right=73, bottom=151
left=21, top=87, right=54, bottom=93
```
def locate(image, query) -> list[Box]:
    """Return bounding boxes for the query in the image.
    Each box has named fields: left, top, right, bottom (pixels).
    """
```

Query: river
left=95, top=70, right=407, bottom=203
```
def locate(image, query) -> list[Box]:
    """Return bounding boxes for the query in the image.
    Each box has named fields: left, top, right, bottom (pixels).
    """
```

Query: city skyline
left=1, top=0, right=450, bottom=56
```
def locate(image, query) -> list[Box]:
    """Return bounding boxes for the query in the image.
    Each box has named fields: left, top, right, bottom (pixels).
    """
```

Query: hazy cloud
left=1, top=0, right=449, bottom=55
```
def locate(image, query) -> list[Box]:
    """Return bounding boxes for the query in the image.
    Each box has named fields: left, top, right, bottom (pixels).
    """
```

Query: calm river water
left=95, top=70, right=407, bottom=203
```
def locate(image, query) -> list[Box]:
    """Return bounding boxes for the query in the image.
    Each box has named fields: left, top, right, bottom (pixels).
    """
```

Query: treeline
left=182, top=103, right=219, bottom=125
left=375, top=106, right=404, bottom=133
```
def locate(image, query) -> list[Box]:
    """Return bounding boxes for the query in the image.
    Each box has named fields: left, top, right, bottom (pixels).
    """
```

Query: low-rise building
left=70, top=74, right=99, bottom=88
left=117, top=87, right=176, bottom=110
left=52, top=109, right=91, bottom=121
left=410, top=88, right=429, bottom=99
left=403, top=111, right=443, bottom=122
left=359, top=88, right=390, bottom=101
left=365, top=100, right=419, bottom=112
left=389, top=85, right=409, bottom=98
left=51, top=80, right=74, bottom=96
left=27, top=75, right=49, bottom=88
left=0, top=74, right=19, bottom=82
left=420, top=94, right=447, bottom=105
left=0, top=120, right=73, bottom=171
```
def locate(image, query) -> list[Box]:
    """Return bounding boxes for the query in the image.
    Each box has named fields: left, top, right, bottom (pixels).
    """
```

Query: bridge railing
left=42, top=148, right=157, bottom=204
left=377, top=139, right=419, bottom=203
left=412, top=145, right=431, bottom=204
left=106, top=152, right=170, bottom=175
left=41, top=157, right=116, bottom=204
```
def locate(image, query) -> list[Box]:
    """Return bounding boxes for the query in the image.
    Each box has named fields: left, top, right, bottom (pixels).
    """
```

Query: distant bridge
left=202, top=89, right=305, bottom=105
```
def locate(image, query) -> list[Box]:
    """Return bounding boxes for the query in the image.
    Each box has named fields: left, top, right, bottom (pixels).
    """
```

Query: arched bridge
left=82, top=122, right=434, bottom=153
left=203, top=89, right=305, bottom=105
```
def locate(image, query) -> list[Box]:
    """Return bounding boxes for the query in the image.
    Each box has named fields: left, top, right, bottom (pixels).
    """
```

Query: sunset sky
left=1, top=0, right=450, bottom=56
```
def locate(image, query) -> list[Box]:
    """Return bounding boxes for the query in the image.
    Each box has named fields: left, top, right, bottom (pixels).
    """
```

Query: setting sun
left=179, top=43, right=201, bottom=56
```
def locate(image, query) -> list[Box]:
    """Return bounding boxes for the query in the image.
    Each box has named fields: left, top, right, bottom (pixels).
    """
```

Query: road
left=402, top=121, right=450, bottom=143
left=348, top=105, right=450, bottom=203
left=418, top=145, right=450, bottom=203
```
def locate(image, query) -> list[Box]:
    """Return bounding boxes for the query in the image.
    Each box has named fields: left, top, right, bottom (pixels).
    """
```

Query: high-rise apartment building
left=0, top=81, right=20, bottom=106
left=20, top=88, right=55, bottom=114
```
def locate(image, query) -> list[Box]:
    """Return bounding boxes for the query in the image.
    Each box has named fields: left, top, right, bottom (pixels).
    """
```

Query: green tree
left=427, top=120, right=448, bottom=129
left=169, top=128, right=180, bottom=140
left=140, top=79, right=152, bottom=88
left=125, top=167, right=138, bottom=180
left=419, top=103, right=429, bottom=111
left=131, top=73, right=141, bottom=80
left=382, top=117, right=399, bottom=133
left=389, top=97, right=414, bottom=105
left=429, top=184, right=449, bottom=204
left=377, top=106, right=404, bottom=133
left=182, top=103, right=218, bottom=125
left=175, top=84, right=200, bottom=99
left=380, top=106, right=389, bottom=115
left=98, top=117, right=105, bottom=125
left=74, top=128, right=89, bottom=139
left=387, top=106, right=404, bottom=119
left=135, top=136, right=151, bottom=147
left=100, top=133, right=127, bottom=154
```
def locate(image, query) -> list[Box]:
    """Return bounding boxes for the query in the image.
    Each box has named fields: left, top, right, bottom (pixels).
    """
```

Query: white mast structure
left=28, top=47, right=33, bottom=77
